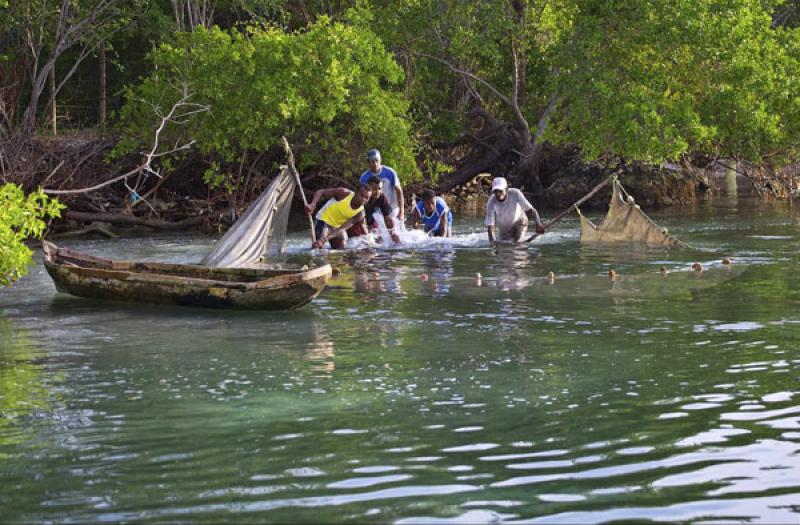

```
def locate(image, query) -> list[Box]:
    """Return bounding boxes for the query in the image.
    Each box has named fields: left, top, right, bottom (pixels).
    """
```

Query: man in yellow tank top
left=305, top=185, right=372, bottom=249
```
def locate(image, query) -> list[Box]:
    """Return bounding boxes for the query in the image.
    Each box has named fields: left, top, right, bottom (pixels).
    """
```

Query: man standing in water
left=359, top=149, right=405, bottom=226
left=305, top=185, right=372, bottom=249
left=485, top=177, right=545, bottom=244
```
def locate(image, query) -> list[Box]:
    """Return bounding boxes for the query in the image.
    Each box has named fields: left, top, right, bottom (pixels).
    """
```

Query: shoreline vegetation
left=3, top=132, right=793, bottom=240
left=3, top=1, right=800, bottom=279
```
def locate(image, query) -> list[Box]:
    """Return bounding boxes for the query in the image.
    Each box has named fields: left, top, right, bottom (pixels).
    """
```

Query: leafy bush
left=116, top=16, right=419, bottom=185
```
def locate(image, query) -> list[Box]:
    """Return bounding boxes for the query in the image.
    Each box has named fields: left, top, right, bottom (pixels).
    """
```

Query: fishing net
left=201, top=166, right=296, bottom=267
left=578, top=177, right=686, bottom=247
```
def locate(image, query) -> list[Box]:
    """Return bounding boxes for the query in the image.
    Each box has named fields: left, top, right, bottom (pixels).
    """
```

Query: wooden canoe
left=42, top=240, right=331, bottom=310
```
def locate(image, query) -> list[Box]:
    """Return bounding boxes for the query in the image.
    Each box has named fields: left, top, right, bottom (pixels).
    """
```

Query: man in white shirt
left=485, top=177, right=545, bottom=244
left=359, top=149, right=405, bottom=225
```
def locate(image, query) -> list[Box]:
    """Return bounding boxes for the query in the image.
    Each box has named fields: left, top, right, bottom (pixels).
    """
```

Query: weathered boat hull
left=42, top=241, right=331, bottom=310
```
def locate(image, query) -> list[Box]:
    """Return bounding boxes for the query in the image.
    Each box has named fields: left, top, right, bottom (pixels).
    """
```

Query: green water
left=1, top=197, right=799, bottom=523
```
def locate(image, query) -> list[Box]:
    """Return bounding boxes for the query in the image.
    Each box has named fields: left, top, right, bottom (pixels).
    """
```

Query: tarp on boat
left=578, top=177, right=686, bottom=248
left=201, top=165, right=296, bottom=267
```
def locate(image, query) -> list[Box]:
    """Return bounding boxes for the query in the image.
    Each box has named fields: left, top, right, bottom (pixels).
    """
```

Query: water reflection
left=0, top=318, right=51, bottom=451
left=487, top=245, right=538, bottom=291
left=344, top=252, right=407, bottom=299
left=306, top=320, right=335, bottom=377
left=578, top=242, right=679, bottom=266
left=419, top=250, right=455, bottom=298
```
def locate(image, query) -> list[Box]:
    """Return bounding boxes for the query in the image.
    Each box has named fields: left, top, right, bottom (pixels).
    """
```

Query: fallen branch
left=64, top=210, right=204, bottom=230
left=51, top=221, right=117, bottom=239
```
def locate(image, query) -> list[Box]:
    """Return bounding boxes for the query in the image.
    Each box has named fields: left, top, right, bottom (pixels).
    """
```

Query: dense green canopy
left=3, top=1, right=800, bottom=169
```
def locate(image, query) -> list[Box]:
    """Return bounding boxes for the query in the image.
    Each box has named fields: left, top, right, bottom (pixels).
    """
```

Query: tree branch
left=415, top=52, right=515, bottom=109
left=510, top=40, right=531, bottom=137
left=43, top=88, right=208, bottom=197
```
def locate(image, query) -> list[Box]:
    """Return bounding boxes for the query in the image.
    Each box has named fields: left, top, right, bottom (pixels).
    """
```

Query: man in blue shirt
left=359, top=149, right=405, bottom=225
left=412, top=189, right=452, bottom=237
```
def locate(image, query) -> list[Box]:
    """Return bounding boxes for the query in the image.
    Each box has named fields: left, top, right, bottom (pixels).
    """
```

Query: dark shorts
left=314, top=219, right=346, bottom=249
left=314, top=219, right=328, bottom=241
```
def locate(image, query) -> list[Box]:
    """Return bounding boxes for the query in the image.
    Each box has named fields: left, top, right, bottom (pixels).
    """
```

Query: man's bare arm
left=395, top=186, right=405, bottom=221
left=526, top=208, right=545, bottom=233
left=325, top=211, right=366, bottom=241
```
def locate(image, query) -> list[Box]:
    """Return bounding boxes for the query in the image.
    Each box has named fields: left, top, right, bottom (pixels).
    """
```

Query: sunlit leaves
left=0, top=184, right=63, bottom=286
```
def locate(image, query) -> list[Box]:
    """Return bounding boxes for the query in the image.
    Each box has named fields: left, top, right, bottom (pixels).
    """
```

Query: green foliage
left=367, top=0, right=800, bottom=167
left=116, top=16, right=419, bottom=183
left=202, top=161, right=226, bottom=189
left=421, top=158, right=452, bottom=185
left=0, top=184, right=64, bottom=286
left=202, top=161, right=236, bottom=192
left=549, top=0, right=800, bottom=164
left=6, top=0, right=797, bottom=182
left=365, top=0, right=563, bottom=139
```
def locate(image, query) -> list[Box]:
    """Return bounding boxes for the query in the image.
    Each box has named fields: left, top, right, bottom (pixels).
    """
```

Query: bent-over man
left=412, top=189, right=452, bottom=237
left=364, top=175, right=401, bottom=244
left=305, top=185, right=371, bottom=249
left=485, top=177, right=544, bottom=244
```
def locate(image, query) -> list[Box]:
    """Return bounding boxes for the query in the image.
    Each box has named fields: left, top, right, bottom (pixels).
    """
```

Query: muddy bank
left=442, top=161, right=700, bottom=215
left=544, top=162, right=698, bottom=210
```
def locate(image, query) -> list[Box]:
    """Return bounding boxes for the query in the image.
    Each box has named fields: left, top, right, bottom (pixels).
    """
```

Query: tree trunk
left=20, top=59, right=54, bottom=136
left=49, top=67, right=57, bottom=135
left=17, top=0, right=121, bottom=136
left=509, top=138, right=545, bottom=207
left=438, top=133, right=517, bottom=193
left=512, top=90, right=559, bottom=207
left=99, top=43, right=107, bottom=131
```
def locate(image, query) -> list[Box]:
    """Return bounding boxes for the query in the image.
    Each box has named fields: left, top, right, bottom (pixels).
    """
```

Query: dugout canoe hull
left=42, top=240, right=331, bottom=310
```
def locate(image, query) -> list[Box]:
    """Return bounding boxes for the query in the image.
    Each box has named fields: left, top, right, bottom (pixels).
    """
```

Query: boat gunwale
left=41, top=240, right=332, bottom=292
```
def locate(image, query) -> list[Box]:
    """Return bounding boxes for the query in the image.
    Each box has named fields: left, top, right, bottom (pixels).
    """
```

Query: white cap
left=491, top=177, right=508, bottom=192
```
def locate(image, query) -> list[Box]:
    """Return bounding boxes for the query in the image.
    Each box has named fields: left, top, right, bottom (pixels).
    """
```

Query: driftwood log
left=64, top=210, right=204, bottom=230
left=51, top=221, right=118, bottom=239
